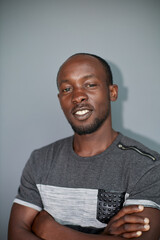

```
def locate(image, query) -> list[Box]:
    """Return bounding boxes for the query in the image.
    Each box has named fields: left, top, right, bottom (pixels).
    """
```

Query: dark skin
left=31, top=208, right=152, bottom=240
left=8, top=55, right=160, bottom=239
left=8, top=204, right=150, bottom=240
left=57, top=55, right=117, bottom=157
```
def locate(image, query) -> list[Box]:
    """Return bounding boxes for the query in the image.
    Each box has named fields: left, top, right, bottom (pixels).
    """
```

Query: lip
left=71, top=104, right=94, bottom=121
left=71, top=104, right=94, bottom=114
left=74, top=109, right=92, bottom=121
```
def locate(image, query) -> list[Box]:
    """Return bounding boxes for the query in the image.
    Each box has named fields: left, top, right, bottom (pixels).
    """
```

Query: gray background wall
left=0, top=0, right=160, bottom=239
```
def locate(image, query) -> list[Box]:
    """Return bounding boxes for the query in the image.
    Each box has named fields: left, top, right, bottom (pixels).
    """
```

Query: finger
left=112, top=214, right=149, bottom=228
left=109, top=224, right=150, bottom=236
left=107, top=222, right=150, bottom=236
left=113, top=205, right=144, bottom=220
left=122, top=231, right=142, bottom=239
left=118, top=223, right=150, bottom=234
left=108, top=221, right=150, bottom=236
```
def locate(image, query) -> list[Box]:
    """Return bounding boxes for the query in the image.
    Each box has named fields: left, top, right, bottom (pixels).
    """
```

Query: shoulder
left=26, top=136, right=73, bottom=169
left=33, top=135, right=73, bottom=155
left=117, top=133, right=160, bottom=163
left=117, top=135, right=160, bottom=205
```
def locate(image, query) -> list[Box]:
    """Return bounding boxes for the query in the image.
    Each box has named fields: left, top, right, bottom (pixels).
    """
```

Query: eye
left=86, top=83, right=97, bottom=88
left=62, top=87, right=72, bottom=93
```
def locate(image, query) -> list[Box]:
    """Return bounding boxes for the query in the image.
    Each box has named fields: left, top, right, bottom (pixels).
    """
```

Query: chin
left=70, top=118, right=106, bottom=135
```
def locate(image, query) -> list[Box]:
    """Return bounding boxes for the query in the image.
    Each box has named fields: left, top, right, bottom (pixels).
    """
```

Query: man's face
left=57, top=55, right=113, bottom=135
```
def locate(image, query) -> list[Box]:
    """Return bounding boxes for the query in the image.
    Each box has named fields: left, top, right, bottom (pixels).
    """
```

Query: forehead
left=57, top=55, right=107, bottom=84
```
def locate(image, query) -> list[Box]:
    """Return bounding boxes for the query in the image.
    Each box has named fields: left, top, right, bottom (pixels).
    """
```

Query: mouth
left=75, top=109, right=89, bottom=115
left=72, top=105, right=93, bottom=121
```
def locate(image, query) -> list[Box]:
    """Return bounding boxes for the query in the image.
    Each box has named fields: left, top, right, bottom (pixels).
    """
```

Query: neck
left=73, top=118, right=118, bottom=157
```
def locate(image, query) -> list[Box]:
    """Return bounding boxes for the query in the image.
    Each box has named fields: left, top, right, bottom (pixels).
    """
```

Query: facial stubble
left=68, top=104, right=111, bottom=135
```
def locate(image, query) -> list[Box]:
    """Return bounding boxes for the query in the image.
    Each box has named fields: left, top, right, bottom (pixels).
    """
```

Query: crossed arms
left=8, top=203, right=160, bottom=240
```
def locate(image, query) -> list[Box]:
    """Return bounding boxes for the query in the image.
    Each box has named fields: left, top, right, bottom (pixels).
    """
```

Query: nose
left=72, top=89, right=88, bottom=104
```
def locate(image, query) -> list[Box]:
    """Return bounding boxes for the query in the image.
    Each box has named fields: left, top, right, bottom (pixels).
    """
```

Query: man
left=8, top=53, right=160, bottom=239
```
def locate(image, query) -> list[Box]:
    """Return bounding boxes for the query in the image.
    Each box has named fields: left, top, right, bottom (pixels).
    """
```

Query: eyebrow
left=83, top=74, right=96, bottom=80
left=58, top=74, right=97, bottom=87
left=59, top=79, right=69, bottom=86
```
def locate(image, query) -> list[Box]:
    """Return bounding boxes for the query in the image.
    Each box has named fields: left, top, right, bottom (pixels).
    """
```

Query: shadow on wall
left=109, top=61, right=160, bottom=153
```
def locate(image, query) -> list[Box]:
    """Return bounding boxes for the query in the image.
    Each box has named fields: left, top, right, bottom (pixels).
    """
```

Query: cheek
left=59, top=98, right=71, bottom=115
left=92, top=94, right=110, bottom=114
left=89, top=92, right=108, bottom=105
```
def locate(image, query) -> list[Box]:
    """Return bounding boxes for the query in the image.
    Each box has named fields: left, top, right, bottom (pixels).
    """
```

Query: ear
left=109, top=84, right=118, bottom=102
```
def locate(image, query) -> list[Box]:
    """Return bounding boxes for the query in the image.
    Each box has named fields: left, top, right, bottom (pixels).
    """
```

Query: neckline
left=69, top=132, right=123, bottom=161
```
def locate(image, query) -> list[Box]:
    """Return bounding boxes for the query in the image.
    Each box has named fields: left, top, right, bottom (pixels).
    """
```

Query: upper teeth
left=75, top=110, right=89, bottom=115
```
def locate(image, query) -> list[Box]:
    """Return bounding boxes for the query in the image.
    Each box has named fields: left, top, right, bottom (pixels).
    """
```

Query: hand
left=32, top=210, right=54, bottom=239
left=103, top=205, right=150, bottom=238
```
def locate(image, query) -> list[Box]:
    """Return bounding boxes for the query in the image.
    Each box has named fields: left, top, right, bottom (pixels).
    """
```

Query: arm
left=32, top=206, right=158, bottom=240
left=125, top=207, right=160, bottom=239
left=8, top=203, right=42, bottom=240
left=104, top=205, right=149, bottom=238
left=104, top=207, right=160, bottom=239
left=32, top=211, right=123, bottom=240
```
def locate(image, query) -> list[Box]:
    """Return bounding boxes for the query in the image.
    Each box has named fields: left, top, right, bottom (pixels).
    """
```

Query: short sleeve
left=124, top=162, right=160, bottom=210
left=14, top=150, right=43, bottom=211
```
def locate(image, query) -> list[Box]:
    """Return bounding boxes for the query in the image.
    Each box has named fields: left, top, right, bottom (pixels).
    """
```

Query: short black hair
left=56, top=53, right=113, bottom=88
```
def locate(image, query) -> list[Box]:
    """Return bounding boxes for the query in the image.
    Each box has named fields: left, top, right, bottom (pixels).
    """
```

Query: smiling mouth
left=71, top=103, right=94, bottom=121
left=75, top=109, right=89, bottom=115
left=73, top=109, right=93, bottom=121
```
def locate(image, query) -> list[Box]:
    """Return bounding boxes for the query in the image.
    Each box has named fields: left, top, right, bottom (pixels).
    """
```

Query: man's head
left=57, top=53, right=113, bottom=88
left=57, top=53, right=118, bottom=135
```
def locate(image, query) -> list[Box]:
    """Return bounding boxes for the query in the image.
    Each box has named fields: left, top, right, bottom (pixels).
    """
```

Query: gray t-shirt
left=14, top=133, right=160, bottom=233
